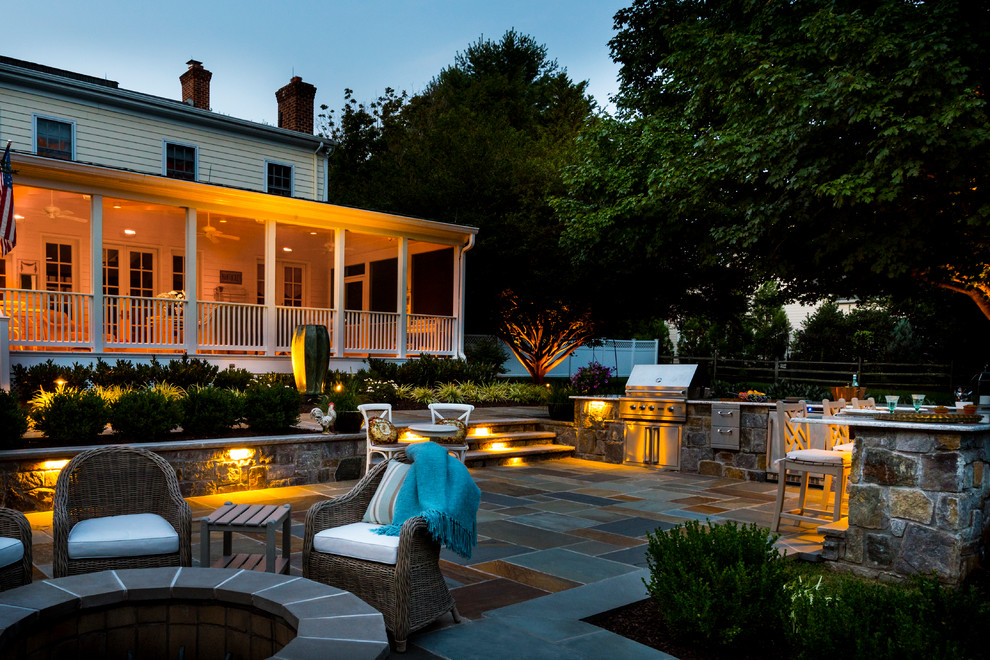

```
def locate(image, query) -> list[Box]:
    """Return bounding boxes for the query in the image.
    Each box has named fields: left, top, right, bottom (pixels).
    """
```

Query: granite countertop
left=802, top=414, right=990, bottom=433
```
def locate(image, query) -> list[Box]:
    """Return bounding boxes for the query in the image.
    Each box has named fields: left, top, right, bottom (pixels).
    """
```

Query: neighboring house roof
left=0, top=56, right=329, bottom=151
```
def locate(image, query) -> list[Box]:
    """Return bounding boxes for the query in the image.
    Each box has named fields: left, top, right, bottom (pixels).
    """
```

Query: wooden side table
left=200, top=502, right=292, bottom=574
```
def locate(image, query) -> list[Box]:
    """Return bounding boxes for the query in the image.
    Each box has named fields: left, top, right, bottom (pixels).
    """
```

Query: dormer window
left=164, top=141, right=197, bottom=181
left=266, top=161, right=293, bottom=197
left=34, top=116, right=75, bottom=160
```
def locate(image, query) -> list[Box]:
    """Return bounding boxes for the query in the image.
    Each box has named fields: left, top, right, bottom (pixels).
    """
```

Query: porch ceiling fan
left=41, top=190, right=86, bottom=222
left=199, top=213, right=240, bottom=243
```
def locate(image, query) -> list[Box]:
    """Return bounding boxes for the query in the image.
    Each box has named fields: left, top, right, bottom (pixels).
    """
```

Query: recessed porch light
left=124, top=229, right=136, bottom=236
left=13, top=214, right=24, bottom=220
left=282, top=247, right=292, bottom=252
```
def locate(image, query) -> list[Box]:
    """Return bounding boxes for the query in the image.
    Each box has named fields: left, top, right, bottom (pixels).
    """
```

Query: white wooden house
left=0, top=57, right=477, bottom=381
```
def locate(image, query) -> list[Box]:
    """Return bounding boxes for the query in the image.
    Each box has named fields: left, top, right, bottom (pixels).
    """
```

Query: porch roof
left=11, top=153, right=478, bottom=246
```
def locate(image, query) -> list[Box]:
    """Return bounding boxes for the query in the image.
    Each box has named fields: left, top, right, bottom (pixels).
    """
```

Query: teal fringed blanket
left=372, top=440, right=480, bottom=559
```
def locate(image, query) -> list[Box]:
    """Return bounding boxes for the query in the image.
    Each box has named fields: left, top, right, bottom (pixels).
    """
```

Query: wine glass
left=885, top=395, right=899, bottom=413
left=911, top=394, right=925, bottom=412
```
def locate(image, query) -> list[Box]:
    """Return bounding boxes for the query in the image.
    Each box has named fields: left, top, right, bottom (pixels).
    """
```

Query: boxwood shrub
left=29, top=387, right=110, bottom=445
left=243, top=383, right=300, bottom=433
left=109, top=388, right=182, bottom=440
left=0, top=389, right=29, bottom=446
left=181, top=386, right=244, bottom=436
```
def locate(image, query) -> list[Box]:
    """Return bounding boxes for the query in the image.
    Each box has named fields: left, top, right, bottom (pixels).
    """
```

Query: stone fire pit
left=0, top=567, right=389, bottom=659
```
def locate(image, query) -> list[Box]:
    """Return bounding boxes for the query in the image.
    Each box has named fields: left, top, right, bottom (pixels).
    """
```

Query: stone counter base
left=822, top=427, right=990, bottom=587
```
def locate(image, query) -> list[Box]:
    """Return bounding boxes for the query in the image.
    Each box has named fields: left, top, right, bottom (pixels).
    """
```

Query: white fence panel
left=466, top=336, right=659, bottom=379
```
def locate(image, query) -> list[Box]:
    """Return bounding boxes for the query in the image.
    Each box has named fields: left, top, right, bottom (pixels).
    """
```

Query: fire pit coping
left=0, top=567, right=390, bottom=659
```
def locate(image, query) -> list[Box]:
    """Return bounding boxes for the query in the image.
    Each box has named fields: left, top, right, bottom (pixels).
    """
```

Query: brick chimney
left=179, top=60, right=212, bottom=110
left=275, top=76, right=316, bottom=134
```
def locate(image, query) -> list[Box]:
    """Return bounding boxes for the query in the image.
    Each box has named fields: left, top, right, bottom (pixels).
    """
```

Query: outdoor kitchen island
left=571, top=397, right=776, bottom=481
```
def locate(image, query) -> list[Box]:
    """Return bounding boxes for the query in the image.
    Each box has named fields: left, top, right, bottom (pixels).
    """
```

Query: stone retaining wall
left=822, top=426, right=990, bottom=586
left=0, top=433, right=365, bottom=513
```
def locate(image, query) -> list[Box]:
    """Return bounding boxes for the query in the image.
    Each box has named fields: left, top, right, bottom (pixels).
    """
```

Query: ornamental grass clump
left=570, top=361, right=613, bottom=395
left=644, top=519, right=788, bottom=653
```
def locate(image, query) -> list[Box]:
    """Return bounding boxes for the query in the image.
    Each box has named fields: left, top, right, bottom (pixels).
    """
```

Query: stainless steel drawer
left=712, top=403, right=741, bottom=427
left=711, top=425, right=740, bottom=450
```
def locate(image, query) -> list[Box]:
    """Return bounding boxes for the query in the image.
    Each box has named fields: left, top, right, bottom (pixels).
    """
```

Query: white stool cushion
left=833, top=442, right=855, bottom=453
left=313, top=522, right=400, bottom=565
left=785, top=448, right=851, bottom=466
left=67, top=513, right=179, bottom=559
left=0, top=536, right=24, bottom=568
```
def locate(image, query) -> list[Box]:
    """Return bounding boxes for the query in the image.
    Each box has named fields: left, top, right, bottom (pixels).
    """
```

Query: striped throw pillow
left=362, top=460, right=411, bottom=524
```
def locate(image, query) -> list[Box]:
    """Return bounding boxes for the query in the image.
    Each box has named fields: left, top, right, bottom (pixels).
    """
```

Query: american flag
left=0, top=142, right=14, bottom=256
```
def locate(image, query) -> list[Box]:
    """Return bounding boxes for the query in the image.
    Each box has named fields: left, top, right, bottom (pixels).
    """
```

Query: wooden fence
left=663, top=355, right=958, bottom=391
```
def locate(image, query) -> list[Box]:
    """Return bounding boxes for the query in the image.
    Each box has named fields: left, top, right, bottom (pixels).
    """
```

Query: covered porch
left=0, top=154, right=476, bottom=364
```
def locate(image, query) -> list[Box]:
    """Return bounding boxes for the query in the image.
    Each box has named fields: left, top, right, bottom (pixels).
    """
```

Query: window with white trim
left=266, top=161, right=293, bottom=197
left=35, top=116, right=74, bottom=160
left=164, top=142, right=197, bottom=181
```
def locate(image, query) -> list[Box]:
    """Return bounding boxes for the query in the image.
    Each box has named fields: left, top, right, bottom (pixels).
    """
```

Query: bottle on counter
left=851, top=373, right=858, bottom=387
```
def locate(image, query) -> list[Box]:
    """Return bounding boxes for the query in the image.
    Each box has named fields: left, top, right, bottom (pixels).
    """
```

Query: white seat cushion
left=0, top=536, right=24, bottom=569
left=785, top=448, right=851, bottom=466
left=67, top=513, right=179, bottom=559
left=313, top=522, right=400, bottom=565
left=833, top=442, right=855, bottom=453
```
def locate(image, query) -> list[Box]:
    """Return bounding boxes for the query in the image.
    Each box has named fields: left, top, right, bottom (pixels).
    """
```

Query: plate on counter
left=872, top=412, right=983, bottom=424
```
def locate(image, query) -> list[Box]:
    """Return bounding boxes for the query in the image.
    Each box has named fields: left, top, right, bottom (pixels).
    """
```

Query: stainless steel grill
left=620, top=364, right=699, bottom=469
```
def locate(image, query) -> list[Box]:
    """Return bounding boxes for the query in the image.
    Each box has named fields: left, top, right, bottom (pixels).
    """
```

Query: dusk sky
left=6, top=0, right=628, bottom=127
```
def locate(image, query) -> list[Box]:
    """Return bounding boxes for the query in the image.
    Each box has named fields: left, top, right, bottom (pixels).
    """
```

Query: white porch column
left=0, top=316, right=10, bottom=391
left=453, top=237, right=473, bottom=359
left=184, top=208, right=198, bottom=353
left=265, top=220, right=277, bottom=356
left=90, top=194, right=104, bottom=353
left=332, top=228, right=345, bottom=357
left=397, top=237, right=408, bottom=359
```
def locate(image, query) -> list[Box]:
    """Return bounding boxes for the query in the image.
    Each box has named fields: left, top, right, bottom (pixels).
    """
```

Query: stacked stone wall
left=0, top=434, right=364, bottom=513
left=830, top=427, right=990, bottom=586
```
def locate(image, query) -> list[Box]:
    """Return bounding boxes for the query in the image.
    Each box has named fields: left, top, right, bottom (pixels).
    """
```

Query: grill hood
left=625, top=364, right=699, bottom=396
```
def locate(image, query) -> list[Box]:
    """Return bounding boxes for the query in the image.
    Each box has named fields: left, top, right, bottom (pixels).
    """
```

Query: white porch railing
left=198, top=301, right=266, bottom=351
left=1, top=288, right=91, bottom=347
left=344, top=310, right=398, bottom=354
left=275, top=306, right=335, bottom=352
left=103, top=295, right=185, bottom=348
left=407, top=314, right=456, bottom=355
left=2, top=289, right=456, bottom=358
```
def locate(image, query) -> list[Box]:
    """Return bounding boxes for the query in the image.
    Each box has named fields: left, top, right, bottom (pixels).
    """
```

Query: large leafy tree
left=321, top=31, right=595, bottom=331
left=559, top=0, right=990, bottom=324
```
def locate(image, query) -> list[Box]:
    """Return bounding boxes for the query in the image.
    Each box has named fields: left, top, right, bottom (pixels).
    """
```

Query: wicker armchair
left=0, top=507, right=32, bottom=591
left=303, top=453, right=460, bottom=652
left=53, top=446, right=192, bottom=577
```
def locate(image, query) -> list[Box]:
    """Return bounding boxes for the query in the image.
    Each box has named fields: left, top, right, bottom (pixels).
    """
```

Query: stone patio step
left=467, top=431, right=558, bottom=450
left=465, top=443, right=575, bottom=467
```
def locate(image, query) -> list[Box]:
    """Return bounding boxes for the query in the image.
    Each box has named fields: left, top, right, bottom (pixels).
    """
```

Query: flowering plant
left=738, top=389, right=768, bottom=402
left=156, top=290, right=186, bottom=300
left=571, top=361, right=613, bottom=395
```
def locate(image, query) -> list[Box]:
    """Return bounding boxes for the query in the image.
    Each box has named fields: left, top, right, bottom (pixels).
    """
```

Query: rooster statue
left=310, top=402, right=336, bottom=434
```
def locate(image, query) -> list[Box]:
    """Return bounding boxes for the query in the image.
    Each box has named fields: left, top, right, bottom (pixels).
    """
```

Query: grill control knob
left=638, top=404, right=646, bottom=410
left=648, top=405, right=655, bottom=411
left=667, top=406, right=676, bottom=412
left=629, top=404, right=637, bottom=410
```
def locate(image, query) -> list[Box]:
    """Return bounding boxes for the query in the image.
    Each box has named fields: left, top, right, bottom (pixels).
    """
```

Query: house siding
left=0, top=88, right=322, bottom=200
